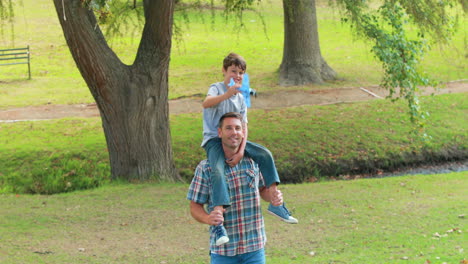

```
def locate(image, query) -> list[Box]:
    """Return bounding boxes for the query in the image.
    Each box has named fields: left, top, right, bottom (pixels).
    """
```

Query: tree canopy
left=332, top=0, right=462, bottom=133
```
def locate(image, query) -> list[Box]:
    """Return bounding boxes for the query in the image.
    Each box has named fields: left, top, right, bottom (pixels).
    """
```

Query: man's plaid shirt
left=187, top=157, right=266, bottom=256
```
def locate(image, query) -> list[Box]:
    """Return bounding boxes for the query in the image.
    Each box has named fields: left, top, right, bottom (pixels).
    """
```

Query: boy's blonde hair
left=223, top=53, right=247, bottom=71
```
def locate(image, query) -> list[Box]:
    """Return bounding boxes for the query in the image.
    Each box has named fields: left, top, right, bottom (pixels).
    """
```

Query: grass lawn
left=1, top=92, right=467, bottom=194
left=0, top=172, right=466, bottom=263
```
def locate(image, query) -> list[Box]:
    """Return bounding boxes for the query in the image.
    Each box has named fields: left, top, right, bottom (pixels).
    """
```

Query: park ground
left=0, top=80, right=466, bottom=121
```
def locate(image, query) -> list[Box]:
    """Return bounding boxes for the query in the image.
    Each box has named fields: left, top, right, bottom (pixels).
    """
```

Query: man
left=187, top=112, right=283, bottom=263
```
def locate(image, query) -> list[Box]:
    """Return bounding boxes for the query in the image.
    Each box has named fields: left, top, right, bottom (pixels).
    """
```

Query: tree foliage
left=0, top=0, right=14, bottom=22
left=0, top=0, right=17, bottom=43
left=63, top=0, right=266, bottom=48
left=332, top=0, right=462, bottom=136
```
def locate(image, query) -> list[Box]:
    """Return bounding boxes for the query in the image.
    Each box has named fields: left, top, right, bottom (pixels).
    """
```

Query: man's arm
left=190, top=201, right=225, bottom=226
left=259, top=186, right=283, bottom=206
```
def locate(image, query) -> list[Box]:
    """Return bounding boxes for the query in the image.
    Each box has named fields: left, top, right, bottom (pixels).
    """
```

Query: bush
left=0, top=151, right=110, bottom=194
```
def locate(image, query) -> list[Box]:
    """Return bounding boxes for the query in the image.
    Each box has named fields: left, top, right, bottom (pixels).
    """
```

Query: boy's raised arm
left=202, top=94, right=228, bottom=109
left=202, top=82, right=242, bottom=109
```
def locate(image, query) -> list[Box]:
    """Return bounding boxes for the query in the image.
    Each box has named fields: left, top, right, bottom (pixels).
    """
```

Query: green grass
left=0, top=0, right=466, bottom=108
left=0, top=2, right=466, bottom=261
left=1, top=93, right=466, bottom=193
left=0, top=173, right=466, bottom=263
left=0, top=119, right=109, bottom=193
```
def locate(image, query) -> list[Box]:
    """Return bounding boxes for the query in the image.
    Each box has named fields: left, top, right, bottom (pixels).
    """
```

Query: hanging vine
left=0, top=0, right=18, bottom=44
left=333, top=0, right=461, bottom=139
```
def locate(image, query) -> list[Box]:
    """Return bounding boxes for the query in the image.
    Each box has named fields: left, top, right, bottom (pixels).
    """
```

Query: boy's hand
left=226, top=152, right=243, bottom=167
left=226, top=81, right=241, bottom=97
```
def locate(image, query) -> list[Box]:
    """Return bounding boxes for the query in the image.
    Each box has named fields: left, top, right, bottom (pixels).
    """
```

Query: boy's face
left=222, top=65, right=245, bottom=84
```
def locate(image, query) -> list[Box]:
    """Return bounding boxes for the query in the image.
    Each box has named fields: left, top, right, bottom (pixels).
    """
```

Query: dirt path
left=0, top=81, right=466, bottom=122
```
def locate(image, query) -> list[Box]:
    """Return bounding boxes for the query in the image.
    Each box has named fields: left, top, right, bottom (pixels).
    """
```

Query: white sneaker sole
left=267, top=210, right=299, bottom=224
left=215, top=236, right=229, bottom=246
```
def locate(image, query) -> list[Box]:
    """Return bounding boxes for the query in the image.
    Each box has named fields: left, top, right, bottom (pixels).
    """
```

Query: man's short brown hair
left=219, top=112, right=244, bottom=128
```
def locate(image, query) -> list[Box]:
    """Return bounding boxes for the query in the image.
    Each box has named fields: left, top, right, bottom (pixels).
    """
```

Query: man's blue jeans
left=204, top=137, right=281, bottom=207
left=210, top=248, right=265, bottom=264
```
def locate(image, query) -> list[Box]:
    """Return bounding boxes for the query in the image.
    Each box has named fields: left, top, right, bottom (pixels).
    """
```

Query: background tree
left=51, top=0, right=179, bottom=182
left=279, top=0, right=337, bottom=86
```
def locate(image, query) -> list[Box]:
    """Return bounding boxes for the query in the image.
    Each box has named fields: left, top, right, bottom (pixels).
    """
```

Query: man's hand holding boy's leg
left=209, top=206, right=225, bottom=226
left=269, top=185, right=283, bottom=206
left=211, top=205, right=229, bottom=246
left=266, top=184, right=299, bottom=224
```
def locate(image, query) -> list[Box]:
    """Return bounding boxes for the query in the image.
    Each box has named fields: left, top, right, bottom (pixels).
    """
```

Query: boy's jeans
left=204, top=138, right=280, bottom=207
left=210, top=248, right=265, bottom=264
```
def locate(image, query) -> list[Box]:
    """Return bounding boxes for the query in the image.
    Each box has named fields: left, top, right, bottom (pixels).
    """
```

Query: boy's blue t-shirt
left=201, top=82, right=248, bottom=147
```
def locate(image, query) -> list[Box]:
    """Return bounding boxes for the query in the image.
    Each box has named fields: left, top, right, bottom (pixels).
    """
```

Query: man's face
left=218, top=117, right=244, bottom=150
left=222, top=65, right=245, bottom=84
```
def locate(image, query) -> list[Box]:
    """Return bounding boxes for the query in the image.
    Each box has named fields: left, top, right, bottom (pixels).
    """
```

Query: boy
left=201, top=53, right=298, bottom=246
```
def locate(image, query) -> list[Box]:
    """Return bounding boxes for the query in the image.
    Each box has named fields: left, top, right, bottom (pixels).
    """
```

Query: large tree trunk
left=280, top=0, right=337, bottom=86
left=53, top=0, right=180, bottom=181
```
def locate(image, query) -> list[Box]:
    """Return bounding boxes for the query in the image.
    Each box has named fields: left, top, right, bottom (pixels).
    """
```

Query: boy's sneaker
left=267, top=203, right=298, bottom=224
left=249, top=88, right=257, bottom=97
left=213, top=224, right=229, bottom=246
